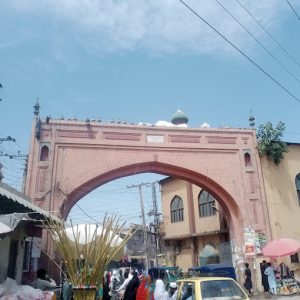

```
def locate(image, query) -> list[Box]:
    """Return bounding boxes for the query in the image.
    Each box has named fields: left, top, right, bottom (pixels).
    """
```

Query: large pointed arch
left=62, top=162, right=242, bottom=243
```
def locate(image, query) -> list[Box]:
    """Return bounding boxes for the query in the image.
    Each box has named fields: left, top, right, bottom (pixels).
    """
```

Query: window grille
left=198, top=190, right=216, bottom=218
left=170, top=196, right=184, bottom=223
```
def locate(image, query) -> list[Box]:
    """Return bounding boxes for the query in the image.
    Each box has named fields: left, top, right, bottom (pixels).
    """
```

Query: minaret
left=33, top=98, right=41, bottom=139
left=249, top=110, right=255, bottom=128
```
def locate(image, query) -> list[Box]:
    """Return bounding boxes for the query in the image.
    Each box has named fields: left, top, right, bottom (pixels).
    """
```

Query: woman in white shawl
left=154, top=279, right=169, bottom=300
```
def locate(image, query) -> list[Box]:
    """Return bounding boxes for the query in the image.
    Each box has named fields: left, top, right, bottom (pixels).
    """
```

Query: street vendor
left=277, top=262, right=291, bottom=280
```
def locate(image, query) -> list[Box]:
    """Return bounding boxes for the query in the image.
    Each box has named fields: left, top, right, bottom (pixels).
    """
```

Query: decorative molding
left=250, top=199, right=259, bottom=224
left=103, top=132, right=141, bottom=141
left=206, top=136, right=237, bottom=144
left=248, top=173, right=256, bottom=194
left=241, top=137, right=249, bottom=145
left=36, top=167, right=47, bottom=193
left=40, top=129, right=52, bottom=139
left=56, top=130, right=97, bottom=139
left=169, top=135, right=201, bottom=143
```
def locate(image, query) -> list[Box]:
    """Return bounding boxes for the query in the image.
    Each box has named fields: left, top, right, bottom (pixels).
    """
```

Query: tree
left=257, top=121, right=288, bottom=165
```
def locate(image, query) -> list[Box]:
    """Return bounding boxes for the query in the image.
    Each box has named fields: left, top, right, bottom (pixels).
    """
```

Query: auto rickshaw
left=188, top=263, right=236, bottom=280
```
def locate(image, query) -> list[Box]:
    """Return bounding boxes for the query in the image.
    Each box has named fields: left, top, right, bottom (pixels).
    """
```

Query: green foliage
left=257, top=121, right=288, bottom=165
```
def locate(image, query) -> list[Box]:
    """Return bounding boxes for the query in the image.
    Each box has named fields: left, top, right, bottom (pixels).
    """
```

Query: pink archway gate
left=63, top=161, right=240, bottom=237
left=24, top=117, right=271, bottom=268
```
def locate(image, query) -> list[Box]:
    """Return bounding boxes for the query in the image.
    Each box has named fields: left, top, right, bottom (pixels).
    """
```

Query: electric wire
left=178, top=0, right=300, bottom=103
left=69, top=181, right=160, bottom=226
left=286, top=0, right=300, bottom=21
left=215, top=0, right=300, bottom=84
left=235, top=0, right=300, bottom=69
left=74, top=203, right=102, bottom=224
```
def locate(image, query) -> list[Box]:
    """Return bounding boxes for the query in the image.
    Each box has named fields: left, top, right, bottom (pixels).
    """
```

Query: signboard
left=255, top=232, right=267, bottom=254
left=244, top=226, right=256, bottom=256
left=147, top=135, right=164, bottom=143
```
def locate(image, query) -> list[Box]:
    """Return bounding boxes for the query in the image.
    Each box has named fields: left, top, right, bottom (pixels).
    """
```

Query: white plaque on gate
left=147, top=135, right=164, bottom=143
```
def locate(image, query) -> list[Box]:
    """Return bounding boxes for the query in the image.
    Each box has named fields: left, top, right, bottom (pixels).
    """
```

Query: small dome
left=200, top=122, right=210, bottom=128
left=171, top=109, right=188, bottom=125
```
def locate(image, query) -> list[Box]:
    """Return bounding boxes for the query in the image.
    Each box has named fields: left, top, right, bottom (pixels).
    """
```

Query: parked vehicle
left=176, top=277, right=249, bottom=300
left=188, top=263, right=236, bottom=281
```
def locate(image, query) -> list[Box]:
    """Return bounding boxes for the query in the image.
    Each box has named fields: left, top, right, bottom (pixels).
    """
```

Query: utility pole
left=151, top=182, right=160, bottom=265
left=127, top=183, right=150, bottom=270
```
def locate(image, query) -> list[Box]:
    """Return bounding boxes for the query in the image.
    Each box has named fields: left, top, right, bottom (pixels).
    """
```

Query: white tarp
left=0, top=277, right=54, bottom=300
left=65, top=223, right=123, bottom=246
left=0, top=213, right=32, bottom=238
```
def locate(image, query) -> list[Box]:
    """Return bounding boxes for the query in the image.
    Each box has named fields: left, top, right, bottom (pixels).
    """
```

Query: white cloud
left=6, top=0, right=296, bottom=56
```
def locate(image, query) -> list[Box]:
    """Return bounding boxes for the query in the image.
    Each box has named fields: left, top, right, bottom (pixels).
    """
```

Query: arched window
left=170, top=196, right=184, bottom=223
left=40, top=145, right=49, bottom=161
left=244, top=152, right=251, bottom=167
left=295, top=174, right=300, bottom=205
left=198, top=190, right=216, bottom=218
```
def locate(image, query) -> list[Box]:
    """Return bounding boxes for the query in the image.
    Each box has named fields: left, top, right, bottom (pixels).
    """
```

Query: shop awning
left=0, top=213, right=44, bottom=238
left=0, top=182, right=60, bottom=223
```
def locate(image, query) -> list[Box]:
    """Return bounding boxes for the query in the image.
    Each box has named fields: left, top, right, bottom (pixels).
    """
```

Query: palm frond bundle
left=45, top=215, right=134, bottom=300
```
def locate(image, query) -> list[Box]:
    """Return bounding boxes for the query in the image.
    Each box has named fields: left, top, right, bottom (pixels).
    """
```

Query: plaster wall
left=0, top=229, right=25, bottom=284
left=261, top=145, right=300, bottom=240
left=0, top=236, right=10, bottom=283
left=161, top=178, right=191, bottom=237
left=192, top=185, right=220, bottom=235
left=161, top=178, right=220, bottom=239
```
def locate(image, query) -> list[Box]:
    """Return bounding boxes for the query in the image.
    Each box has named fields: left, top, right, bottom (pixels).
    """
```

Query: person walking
left=168, top=282, right=178, bottom=300
left=244, top=263, right=253, bottom=297
left=117, top=271, right=131, bottom=299
left=153, top=279, right=168, bottom=300
left=260, top=260, right=269, bottom=292
left=136, top=275, right=153, bottom=300
left=124, top=271, right=140, bottom=300
left=264, top=262, right=277, bottom=295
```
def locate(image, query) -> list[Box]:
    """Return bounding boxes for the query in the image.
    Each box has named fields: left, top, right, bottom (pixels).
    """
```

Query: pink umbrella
left=262, top=238, right=300, bottom=257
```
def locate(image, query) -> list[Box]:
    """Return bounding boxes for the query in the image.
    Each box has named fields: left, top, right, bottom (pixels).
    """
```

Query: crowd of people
left=260, top=260, right=294, bottom=296
left=32, top=262, right=297, bottom=299
left=102, top=268, right=179, bottom=300
left=244, top=260, right=295, bottom=297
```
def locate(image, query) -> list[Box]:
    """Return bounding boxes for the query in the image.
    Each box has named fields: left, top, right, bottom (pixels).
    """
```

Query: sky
left=1, top=0, right=300, bottom=226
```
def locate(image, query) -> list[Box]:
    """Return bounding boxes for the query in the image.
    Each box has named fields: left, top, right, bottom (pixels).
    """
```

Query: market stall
left=262, top=238, right=300, bottom=296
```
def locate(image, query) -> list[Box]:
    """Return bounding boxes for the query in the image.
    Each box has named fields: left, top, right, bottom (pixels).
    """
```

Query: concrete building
left=121, top=224, right=157, bottom=268
left=159, top=177, right=230, bottom=271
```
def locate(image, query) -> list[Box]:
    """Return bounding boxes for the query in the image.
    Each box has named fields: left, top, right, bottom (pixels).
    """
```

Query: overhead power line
left=286, top=0, right=300, bottom=21
left=214, top=0, right=300, bottom=84
left=75, top=203, right=101, bottom=224
left=235, top=0, right=300, bottom=69
left=178, top=0, right=300, bottom=103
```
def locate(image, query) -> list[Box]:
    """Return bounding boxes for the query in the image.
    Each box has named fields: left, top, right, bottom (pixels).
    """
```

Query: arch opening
left=64, top=161, right=240, bottom=222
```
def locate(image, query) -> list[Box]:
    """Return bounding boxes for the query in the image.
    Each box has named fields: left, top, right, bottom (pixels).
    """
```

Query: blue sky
left=1, top=0, right=300, bottom=225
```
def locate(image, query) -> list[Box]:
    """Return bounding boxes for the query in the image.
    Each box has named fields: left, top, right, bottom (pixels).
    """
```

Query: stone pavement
left=251, top=292, right=300, bottom=299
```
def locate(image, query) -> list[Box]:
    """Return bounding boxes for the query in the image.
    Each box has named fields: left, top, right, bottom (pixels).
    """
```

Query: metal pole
left=128, top=183, right=150, bottom=270
left=138, top=185, right=150, bottom=270
left=152, top=182, right=159, bottom=266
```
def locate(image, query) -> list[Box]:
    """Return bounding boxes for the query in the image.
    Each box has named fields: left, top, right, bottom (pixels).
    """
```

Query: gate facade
left=25, top=114, right=271, bottom=268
